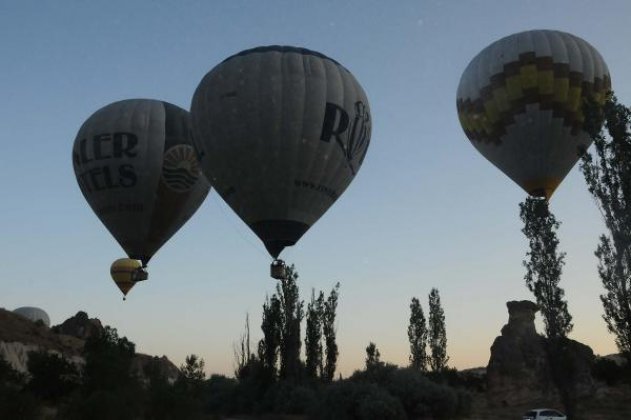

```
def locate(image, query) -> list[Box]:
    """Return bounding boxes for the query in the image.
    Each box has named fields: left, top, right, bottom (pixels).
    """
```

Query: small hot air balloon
left=110, top=258, right=146, bottom=299
left=73, top=99, right=210, bottom=297
left=191, top=46, right=371, bottom=276
left=457, top=30, right=611, bottom=199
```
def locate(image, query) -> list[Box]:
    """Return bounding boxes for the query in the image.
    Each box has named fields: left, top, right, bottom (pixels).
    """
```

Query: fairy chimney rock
left=503, top=300, right=538, bottom=337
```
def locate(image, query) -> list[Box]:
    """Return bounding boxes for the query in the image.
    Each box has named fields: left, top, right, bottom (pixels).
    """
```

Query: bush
left=313, top=380, right=406, bottom=420
left=349, top=365, right=471, bottom=419
left=270, top=381, right=317, bottom=415
left=26, top=350, right=78, bottom=402
left=203, top=374, right=238, bottom=415
left=592, top=357, right=630, bottom=385
left=0, top=386, right=41, bottom=420
left=0, top=354, right=39, bottom=419
left=62, top=389, right=143, bottom=420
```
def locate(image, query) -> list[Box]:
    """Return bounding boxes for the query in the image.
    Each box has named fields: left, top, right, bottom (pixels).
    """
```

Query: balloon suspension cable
left=213, top=198, right=270, bottom=260
left=270, top=259, right=287, bottom=280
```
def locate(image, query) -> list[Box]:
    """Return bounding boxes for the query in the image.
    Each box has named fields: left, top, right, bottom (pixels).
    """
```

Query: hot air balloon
left=13, top=307, right=50, bottom=327
left=110, top=258, right=146, bottom=299
left=73, top=99, right=211, bottom=297
left=191, top=46, right=371, bottom=277
left=457, top=30, right=610, bottom=199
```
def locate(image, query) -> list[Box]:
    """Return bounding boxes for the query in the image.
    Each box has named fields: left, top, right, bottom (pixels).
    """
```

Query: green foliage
left=314, top=380, right=406, bottom=420
left=62, top=389, right=143, bottom=420
left=82, top=325, right=137, bottom=393
left=233, top=313, right=252, bottom=379
left=0, top=353, right=24, bottom=386
left=26, top=350, right=78, bottom=402
left=57, top=325, right=145, bottom=419
left=260, top=294, right=282, bottom=380
left=0, top=387, right=41, bottom=420
left=322, top=282, right=340, bottom=382
left=305, top=289, right=325, bottom=380
left=580, top=95, right=631, bottom=360
left=592, top=356, right=630, bottom=386
left=520, top=197, right=573, bottom=339
left=203, top=374, right=238, bottom=415
left=0, top=355, right=39, bottom=420
left=268, top=381, right=318, bottom=415
left=428, top=288, right=449, bottom=372
left=365, top=342, right=382, bottom=370
left=408, top=296, right=428, bottom=372
left=277, top=264, right=304, bottom=381
left=176, top=354, right=207, bottom=407
left=349, top=364, right=471, bottom=419
left=179, top=354, right=206, bottom=382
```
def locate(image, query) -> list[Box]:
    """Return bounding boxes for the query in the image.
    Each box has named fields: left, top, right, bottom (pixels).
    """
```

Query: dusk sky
left=3, top=1, right=631, bottom=377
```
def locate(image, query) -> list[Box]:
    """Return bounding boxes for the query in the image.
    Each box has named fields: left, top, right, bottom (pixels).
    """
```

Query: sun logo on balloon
left=162, top=145, right=202, bottom=193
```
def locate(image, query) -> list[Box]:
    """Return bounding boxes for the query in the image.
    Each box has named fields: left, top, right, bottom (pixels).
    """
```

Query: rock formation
left=0, top=308, right=179, bottom=385
left=132, top=354, right=181, bottom=384
left=487, top=300, right=595, bottom=407
left=51, top=311, right=103, bottom=340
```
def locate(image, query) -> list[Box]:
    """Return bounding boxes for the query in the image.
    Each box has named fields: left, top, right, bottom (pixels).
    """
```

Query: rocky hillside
left=475, top=300, right=631, bottom=419
left=0, top=308, right=179, bottom=382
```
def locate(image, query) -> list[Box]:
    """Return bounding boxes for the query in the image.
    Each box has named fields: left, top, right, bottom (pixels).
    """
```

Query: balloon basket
left=134, top=267, right=149, bottom=282
left=270, top=260, right=287, bottom=280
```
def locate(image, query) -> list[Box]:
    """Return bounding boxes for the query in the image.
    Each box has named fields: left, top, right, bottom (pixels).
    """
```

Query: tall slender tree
left=305, top=289, right=324, bottom=380
left=581, top=95, right=631, bottom=361
left=233, top=313, right=252, bottom=379
left=428, top=288, right=449, bottom=372
left=260, top=295, right=282, bottom=379
left=408, top=297, right=428, bottom=372
left=520, top=196, right=579, bottom=418
left=277, top=265, right=304, bottom=381
left=322, top=282, right=340, bottom=382
left=520, top=197, right=573, bottom=339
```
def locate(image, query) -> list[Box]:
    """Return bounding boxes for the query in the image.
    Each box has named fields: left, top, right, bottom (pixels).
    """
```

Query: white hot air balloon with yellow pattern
left=457, top=30, right=611, bottom=199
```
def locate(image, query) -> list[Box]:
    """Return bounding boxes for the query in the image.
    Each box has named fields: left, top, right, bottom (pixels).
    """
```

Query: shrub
left=26, top=350, right=79, bottom=402
left=203, top=374, right=238, bottom=415
left=313, top=380, right=406, bottom=420
left=349, top=364, right=471, bottom=419
left=270, top=381, right=317, bottom=415
left=592, top=357, right=630, bottom=385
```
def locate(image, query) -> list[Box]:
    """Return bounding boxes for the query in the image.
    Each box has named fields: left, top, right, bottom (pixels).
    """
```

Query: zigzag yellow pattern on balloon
left=457, top=53, right=611, bottom=145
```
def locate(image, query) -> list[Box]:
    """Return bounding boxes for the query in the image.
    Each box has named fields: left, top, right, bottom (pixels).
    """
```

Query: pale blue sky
left=2, top=1, right=631, bottom=376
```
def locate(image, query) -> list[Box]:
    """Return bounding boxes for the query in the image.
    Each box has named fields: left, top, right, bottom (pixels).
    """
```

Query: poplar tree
left=581, top=95, right=631, bottom=360
left=408, top=297, right=428, bottom=372
left=428, top=288, right=449, bottom=372
left=260, top=295, right=281, bottom=378
left=321, top=282, right=340, bottom=382
left=305, top=289, right=324, bottom=380
left=520, top=197, right=573, bottom=339
left=277, top=265, right=304, bottom=381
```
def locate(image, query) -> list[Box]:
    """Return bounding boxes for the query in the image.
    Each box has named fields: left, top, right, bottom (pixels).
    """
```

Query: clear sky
left=2, top=0, right=631, bottom=377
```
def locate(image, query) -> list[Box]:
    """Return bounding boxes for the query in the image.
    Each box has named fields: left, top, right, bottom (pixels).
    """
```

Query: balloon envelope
left=110, top=258, right=142, bottom=296
left=73, top=99, right=210, bottom=264
left=457, top=30, right=610, bottom=199
left=191, top=46, right=371, bottom=257
left=13, top=307, right=50, bottom=327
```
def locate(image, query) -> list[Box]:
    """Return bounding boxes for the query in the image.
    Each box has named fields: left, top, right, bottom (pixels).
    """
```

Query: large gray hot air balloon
left=73, top=99, right=210, bottom=292
left=191, top=46, right=371, bottom=261
left=13, top=307, right=50, bottom=327
left=457, top=30, right=610, bottom=199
